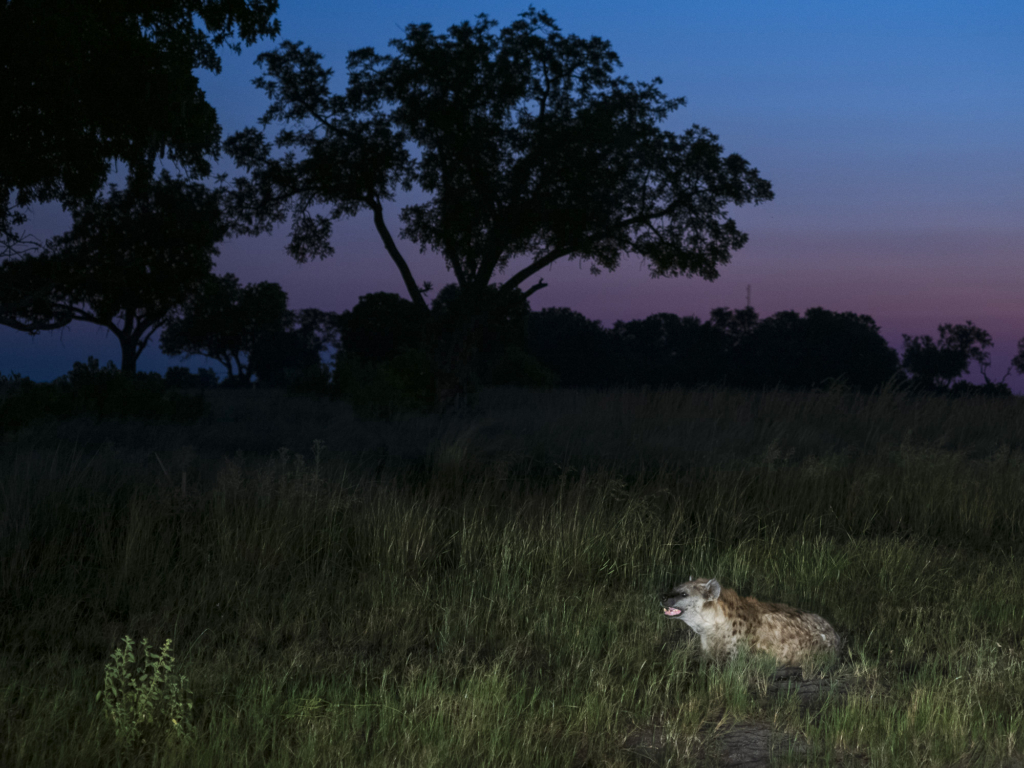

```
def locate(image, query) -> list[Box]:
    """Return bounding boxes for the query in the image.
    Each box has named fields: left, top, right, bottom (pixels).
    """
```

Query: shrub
left=285, top=362, right=334, bottom=395
left=0, top=358, right=205, bottom=432
left=949, top=381, right=1013, bottom=398
left=333, top=347, right=436, bottom=419
left=485, top=346, right=557, bottom=388
left=95, top=637, right=193, bottom=757
left=336, top=291, right=429, bottom=364
left=164, top=366, right=219, bottom=389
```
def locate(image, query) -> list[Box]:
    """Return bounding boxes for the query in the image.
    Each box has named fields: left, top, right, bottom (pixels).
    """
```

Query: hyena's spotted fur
left=660, top=577, right=840, bottom=666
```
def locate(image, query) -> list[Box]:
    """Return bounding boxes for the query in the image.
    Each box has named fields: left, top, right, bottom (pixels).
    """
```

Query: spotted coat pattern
left=660, top=577, right=840, bottom=666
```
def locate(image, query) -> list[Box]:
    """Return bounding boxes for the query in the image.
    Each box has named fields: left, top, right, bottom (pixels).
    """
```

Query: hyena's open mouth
left=663, top=607, right=682, bottom=617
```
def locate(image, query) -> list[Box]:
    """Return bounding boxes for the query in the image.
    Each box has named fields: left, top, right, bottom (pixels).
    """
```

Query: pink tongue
left=663, top=607, right=682, bottom=616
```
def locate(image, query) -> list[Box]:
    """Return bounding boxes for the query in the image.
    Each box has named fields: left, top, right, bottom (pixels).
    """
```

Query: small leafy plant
left=96, top=636, right=194, bottom=756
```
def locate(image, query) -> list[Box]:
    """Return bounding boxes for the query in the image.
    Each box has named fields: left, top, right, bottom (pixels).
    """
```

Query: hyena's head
left=660, top=577, right=722, bottom=630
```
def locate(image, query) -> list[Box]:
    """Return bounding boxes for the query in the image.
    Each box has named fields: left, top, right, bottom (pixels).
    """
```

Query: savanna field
left=2, top=386, right=1024, bottom=767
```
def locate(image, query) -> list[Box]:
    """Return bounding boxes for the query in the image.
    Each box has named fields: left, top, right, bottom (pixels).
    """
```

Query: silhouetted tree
left=293, top=308, right=344, bottom=357
left=709, top=306, right=760, bottom=345
left=703, top=306, right=761, bottom=384
left=1, top=173, right=225, bottom=373
left=0, top=243, right=72, bottom=332
left=249, top=309, right=338, bottom=388
left=525, top=308, right=624, bottom=387
left=164, top=366, right=219, bottom=390
left=1012, top=339, right=1024, bottom=380
left=528, top=305, right=902, bottom=392
left=336, top=292, right=429, bottom=364
left=902, top=321, right=993, bottom=391
left=429, top=283, right=540, bottom=396
left=614, top=313, right=730, bottom=386
left=743, top=307, right=900, bottom=391
left=0, top=0, right=279, bottom=241
left=160, top=274, right=291, bottom=383
left=224, top=9, right=773, bottom=406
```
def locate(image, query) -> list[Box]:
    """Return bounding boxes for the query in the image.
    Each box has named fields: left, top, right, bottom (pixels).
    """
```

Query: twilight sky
left=5, top=0, right=1023, bottom=385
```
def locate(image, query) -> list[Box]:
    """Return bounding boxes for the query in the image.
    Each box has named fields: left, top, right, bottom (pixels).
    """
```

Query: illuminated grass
left=2, top=386, right=1023, bottom=766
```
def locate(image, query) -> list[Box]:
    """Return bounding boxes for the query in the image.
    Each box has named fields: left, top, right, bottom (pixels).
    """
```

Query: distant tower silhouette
left=745, top=284, right=751, bottom=309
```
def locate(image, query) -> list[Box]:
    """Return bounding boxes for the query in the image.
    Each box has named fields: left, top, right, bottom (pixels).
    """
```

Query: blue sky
left=5, top=0, right=1023, bottom=385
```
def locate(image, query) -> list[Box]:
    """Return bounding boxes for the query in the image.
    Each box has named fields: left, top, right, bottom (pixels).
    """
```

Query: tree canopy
left=248, top=308, right=336, bottom=388
left=0, top=172, right=226, bottom=372
left=161, top=276, right=339, bottom=386
left=0, top=0, right=280, bottom=240
left=737, top=308, right=901, bottom=390
left=225, top=8, right=773, bottom=317
left=526, top=307, right=625, bottom=387
left=160, top=273, right=291, bottom=383
left=335, top=292, right=429, bottom=364
left=901, top=321, right=996, bottom=391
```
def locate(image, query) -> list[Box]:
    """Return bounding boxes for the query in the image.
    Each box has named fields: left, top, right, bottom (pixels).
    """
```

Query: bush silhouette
left=164, top=366, right=218, bottom=389
left=336, top=292, right=428, bottom=365
left=0, top=358, right=204, bottom=432
left=334, top=348, right=436, bottom=420
left=525, top=308, right=625, bottom=387
left=739, top=307, right=901, bottom=391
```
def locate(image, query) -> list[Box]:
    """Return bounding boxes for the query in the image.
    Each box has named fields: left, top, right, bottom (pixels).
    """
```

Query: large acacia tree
left=225, top=9, right=773, bottom=402
left=0, top=173, right=226, bottom=373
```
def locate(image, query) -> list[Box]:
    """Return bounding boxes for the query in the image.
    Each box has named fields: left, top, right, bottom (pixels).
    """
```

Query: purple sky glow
left=4, top=0, right=1023, bottom=386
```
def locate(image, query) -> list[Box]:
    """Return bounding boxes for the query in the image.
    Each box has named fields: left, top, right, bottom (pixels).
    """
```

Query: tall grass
left=2, top=385, right=1024, bottom=766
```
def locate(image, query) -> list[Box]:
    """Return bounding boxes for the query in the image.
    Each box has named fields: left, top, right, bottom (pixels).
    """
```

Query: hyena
left=660, top=577, right=840, bottom=666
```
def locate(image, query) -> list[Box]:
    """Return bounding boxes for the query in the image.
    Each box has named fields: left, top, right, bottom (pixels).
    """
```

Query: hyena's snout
left=660, top=593, right=684, bottom=618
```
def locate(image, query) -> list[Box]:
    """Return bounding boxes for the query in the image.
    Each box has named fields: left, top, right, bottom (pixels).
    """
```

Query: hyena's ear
left=704, top=579, right=722, bottom=601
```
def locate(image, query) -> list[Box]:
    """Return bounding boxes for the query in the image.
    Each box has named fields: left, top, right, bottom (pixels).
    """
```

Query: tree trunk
left=428, top=284, right=529, bottom=411
left=428, top=309, right=495, bottom=415
left=431, top=314, right=484, bottom=412
left=117, top=333, right=138, bottom=374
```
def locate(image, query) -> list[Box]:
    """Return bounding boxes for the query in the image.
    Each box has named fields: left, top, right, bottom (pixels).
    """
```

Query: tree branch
left=369, top=198, right=429, bottom=312
left=0, top=284, right=73, bottom=331
left=521, top=278, right=548, bottom=299
left=0, top=314, right=71, bottom=333
left=483, top=199, right=679, bottom=298
left=139, top=322, right=161, bottom=352
left=501, top=246, right=573, bottom=293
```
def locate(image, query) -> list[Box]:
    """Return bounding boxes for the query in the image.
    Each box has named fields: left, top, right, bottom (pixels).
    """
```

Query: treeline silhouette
left=0, top=358, right=205, bottom=433
left=2, top=286, right=1018, bottom=431
left=337, top=293, right=1013, bottom=398
left=329, top=290, right=1018, bottom=415
left=524, top=306, right=1012, bottom=395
